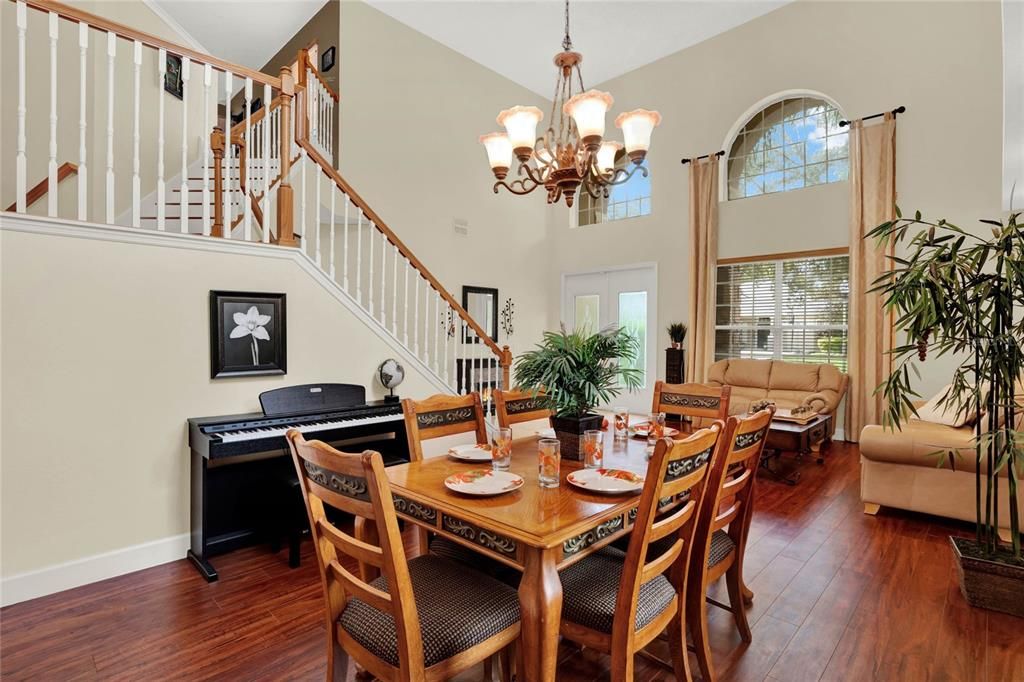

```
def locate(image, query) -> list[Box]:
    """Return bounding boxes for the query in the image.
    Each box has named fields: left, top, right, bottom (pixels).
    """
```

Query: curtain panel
left=686, top=156, right=719, bottom=383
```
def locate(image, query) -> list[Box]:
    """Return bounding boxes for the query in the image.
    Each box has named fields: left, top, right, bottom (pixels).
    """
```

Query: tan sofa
left=860, top=417, right=1023, bottom=533
left=705, top=358, right=849, bottom=438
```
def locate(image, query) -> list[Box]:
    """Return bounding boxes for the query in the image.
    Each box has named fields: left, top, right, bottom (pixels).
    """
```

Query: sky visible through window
left=577, top=159, right=650, bottom=226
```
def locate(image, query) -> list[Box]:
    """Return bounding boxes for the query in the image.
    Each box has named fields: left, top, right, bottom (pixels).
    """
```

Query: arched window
left=727, top=96, right=848, bottom=200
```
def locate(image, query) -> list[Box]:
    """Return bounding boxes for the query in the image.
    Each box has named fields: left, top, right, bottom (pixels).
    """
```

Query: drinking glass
left=538, top=438, right=561, bottom=488
left=647, top=412, right=667, bottom=447
left=582, top=430, right=604, bottom=469
left=613, top=406, right=630, bottom=441
left=491, top=427, right=512, bottom=471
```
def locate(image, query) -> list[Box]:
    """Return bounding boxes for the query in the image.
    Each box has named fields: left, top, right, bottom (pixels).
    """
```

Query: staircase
left=4, top=0, right=511, bottom=394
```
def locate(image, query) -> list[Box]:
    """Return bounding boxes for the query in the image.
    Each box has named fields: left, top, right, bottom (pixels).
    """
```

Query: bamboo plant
left=868, top=208, right=1023, bottom=561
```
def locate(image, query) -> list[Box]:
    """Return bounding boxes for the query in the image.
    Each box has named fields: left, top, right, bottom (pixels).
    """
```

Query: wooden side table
left=760, top=414, right=832, bottom=485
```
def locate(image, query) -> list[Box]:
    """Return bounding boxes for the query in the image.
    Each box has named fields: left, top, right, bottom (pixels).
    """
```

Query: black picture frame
left=461, top=285, right=498, bottom=344
left=210, top=290, right=287, bottom=378
left=164, top=53, right=183, bottom=100
left=321, top=46, right=336, bottom=73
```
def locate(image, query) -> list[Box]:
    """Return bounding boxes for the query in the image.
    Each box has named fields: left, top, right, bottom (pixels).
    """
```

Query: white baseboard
left=1, top=533, right=190, bottom=607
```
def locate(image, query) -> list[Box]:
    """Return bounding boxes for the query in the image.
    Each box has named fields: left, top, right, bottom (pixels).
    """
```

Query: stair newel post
left=275, top=66, right=297, bottom=247
left=211, top=127, right=224, bottom=237
left=500, top=345, right=512, bottom=391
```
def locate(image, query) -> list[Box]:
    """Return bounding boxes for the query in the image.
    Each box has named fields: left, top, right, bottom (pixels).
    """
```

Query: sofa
left=860, top=416, right=1023, bottom=534
left=704, top=358, right=849, bottom=439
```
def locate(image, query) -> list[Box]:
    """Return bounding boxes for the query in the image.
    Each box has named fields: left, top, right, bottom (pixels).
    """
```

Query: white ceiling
left=148, top=0, right=328, bottom=70
left=365, top=0, right=792, bottom=96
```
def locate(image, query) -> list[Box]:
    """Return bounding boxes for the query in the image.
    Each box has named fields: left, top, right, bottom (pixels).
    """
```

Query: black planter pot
left=549, top=413, right=605, bottom=461
left=950, top=536, right=1024, bottom=619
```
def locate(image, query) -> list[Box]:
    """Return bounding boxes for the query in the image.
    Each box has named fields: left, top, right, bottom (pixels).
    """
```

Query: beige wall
left=545, top=0, right=1004, bottom=402
left=338, top=1, right=552, bottom=365
left=0, top=226, right=442, bottom=578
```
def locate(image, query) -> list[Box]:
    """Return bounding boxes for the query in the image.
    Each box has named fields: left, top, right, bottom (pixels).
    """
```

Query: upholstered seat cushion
left=559, top=546, right=676, bottom=634
left=338, top=554, right=520, bottom=668
left=641, top=529, right=735, bottom=570
left=428, top=537, right=522, bottom=587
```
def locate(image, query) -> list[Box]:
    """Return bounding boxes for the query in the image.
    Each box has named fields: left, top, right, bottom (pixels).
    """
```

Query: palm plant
left=868, top=208, right=1023, bottom=565
left=667, top=322, right=687, bottom=346
left=514, top=324, right=643, bottom=418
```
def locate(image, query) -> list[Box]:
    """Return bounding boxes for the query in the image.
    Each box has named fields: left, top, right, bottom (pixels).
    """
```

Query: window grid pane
left=714, top=255, right=849, bottom=373
left=577, top=158, right=651, bottom=227
left=728, top=97, right=848, bottom=201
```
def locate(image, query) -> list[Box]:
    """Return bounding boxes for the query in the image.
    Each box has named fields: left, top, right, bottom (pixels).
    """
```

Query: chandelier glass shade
left=479, top=1, right=661, bottom=207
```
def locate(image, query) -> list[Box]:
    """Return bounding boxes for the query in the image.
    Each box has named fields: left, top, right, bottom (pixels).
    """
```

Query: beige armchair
left=704, top=358, right=849, bottom=438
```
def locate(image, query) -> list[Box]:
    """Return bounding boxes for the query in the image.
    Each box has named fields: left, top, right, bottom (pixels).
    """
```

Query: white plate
left=444, top=469, right=524, bottom=496
left=566, top=468, right=645, bottom=494
left=629, top=422, right=681, bottom=439
left=535, top=428, right=556, bottom=438
left=448, top=444, right=493, bottom=462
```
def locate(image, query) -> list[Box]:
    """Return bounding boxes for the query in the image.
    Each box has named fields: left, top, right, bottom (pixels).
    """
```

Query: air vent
left=453, top=218, right=469, bottom=236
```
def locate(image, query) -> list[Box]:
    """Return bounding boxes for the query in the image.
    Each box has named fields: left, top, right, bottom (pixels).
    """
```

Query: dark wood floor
left=2, top=443, right=1022, bottom=681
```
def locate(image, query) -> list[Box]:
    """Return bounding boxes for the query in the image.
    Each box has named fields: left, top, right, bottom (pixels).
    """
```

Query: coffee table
left=760, top=413, right=832, bottom=485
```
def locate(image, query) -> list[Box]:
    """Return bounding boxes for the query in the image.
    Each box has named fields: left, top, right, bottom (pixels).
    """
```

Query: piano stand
left=187, top=549, right=219, bottom=582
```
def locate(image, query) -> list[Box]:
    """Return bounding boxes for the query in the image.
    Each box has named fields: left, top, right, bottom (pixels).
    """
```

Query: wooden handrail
left=297, top=138, right=509, bottom=365
left=298, top=47, right=339, bottom=102
left=228, top=94, right=285, bottom=141
left=6, top=162, right=77, bottom=212
left=17, top=0, right=282, bottom=90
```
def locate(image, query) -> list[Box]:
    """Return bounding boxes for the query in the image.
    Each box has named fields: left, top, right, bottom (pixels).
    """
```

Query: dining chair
left=686, top=407, right=775, bottom=682
left=492, top=388, right=551, bottom=432
left=286, top=430, right=520, bottom=682
left=556, top=423, right=726, bottom=681
left=651, top=380, right=731, bottom=428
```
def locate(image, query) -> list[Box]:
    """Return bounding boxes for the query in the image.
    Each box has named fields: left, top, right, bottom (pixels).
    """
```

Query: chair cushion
left=338, top=554, right=520, bottom=668
left=428, top=537, right=522, bottom=587
left=559, top=546, right=675, bottom=634
left=708, top=530, right=736, bottom=568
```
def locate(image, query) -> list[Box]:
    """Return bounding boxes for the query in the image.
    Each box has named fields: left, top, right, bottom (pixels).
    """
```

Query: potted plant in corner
left=514, top=324, right=643, bottom=459
left=870, top=207, right=1023, bottom=618
left=667, top=322, right=687, bottom=350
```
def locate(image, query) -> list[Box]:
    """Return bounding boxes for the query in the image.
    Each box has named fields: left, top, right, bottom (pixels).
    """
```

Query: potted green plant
left=514, top=324, right=643, bottom=459
left=869, top=207, right=1023, bottom=618
left=667, top=322, right=687, bottom=350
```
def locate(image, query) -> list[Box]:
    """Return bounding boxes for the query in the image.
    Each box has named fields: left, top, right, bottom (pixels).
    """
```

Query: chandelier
left=479, top=0, right=661, bottom=207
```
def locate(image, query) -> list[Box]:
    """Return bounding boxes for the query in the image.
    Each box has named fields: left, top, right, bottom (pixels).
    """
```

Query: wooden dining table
left=384, top=422, right=668, bottom=682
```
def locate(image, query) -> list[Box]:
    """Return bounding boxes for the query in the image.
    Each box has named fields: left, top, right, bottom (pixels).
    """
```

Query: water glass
left=613, top=406, right=630, bottom=441
left=491, top=427, right=512, bottom=470
left=647, top=412, right=666, bottom=447
left=582, top=430, right=604, bottom=469
left=538, top=438, right=561, bottom=488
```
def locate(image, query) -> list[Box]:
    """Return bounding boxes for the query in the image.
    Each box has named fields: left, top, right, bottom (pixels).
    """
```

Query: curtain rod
left=839, top=105, right=906, bottom=128
left=681, top=150, right=725, bottom=165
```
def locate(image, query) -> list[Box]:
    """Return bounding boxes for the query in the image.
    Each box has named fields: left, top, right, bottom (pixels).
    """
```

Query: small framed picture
left=164, top=53, right=183, bottom=100
left=321, top=46, right=336, bottom=73
left=210, top=291, right=286, bottom=378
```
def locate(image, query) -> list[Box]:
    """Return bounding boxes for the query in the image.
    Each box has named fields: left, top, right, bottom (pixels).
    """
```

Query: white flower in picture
left=230, top=306, right=272, bottom=366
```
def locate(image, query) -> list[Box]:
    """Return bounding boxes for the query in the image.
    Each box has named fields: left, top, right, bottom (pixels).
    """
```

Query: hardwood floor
left=2, top=442, right=1022, bottom=681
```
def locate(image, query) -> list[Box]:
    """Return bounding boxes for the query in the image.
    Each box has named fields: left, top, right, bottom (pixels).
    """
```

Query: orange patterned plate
left=444, top=469, right=524, bottom=496
left=448, top=444, right=494, bottom=462
left=567, top=468, right=645, bottom=494
left=629, top=422, right=681, bottom=439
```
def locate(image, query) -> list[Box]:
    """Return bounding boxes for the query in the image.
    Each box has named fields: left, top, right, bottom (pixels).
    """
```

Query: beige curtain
left=846, top=113, right=897, bottom=440
left=686, top=156, right=719, bottom=384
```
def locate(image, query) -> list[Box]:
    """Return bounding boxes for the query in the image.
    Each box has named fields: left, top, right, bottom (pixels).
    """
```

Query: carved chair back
left=614, top=424, right=723, bottom=643
left=651, top=381, right=731, bottom=427
left=286, top=430, right=426, bottom=674
left=493, top=388, right=551, bottom=429
left=402, top=393, right=488, bottom=461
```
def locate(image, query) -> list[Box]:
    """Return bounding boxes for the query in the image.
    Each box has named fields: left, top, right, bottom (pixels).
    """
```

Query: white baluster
left=202, top=64, right=212, bottom=236
left=157, top=48, right=166, bottom=231
left=356, top=209, right=363, bottom=304
left=380, top=231, right=387, bottom=326
left=314, top=164, right=322, bottom=264
left=77, top=22, right=88, bottom=221
left=242, top=77, right=252, bottom=241
left=180, top=58, right=190, bottom=233
left=307, top=68, right=315, bottom=148
left=368, top=221, right=375, bottom=316
left=300, top=149, right=307, bottom=252
left=423, top=283, right=430, bottom=363
left=222, top=71, right=232, bottom=238
left=343, top=195, right=350, bottom=291
left=130, top=41, right=141, bottom=227
left=47, top=12, right=58, bottom=217
left=460, top=320, right=468, bottom=394
left=15, top=1, right=27, bottom=213
left=105, top=31, right=115, bottom=224
left=403, top=259, right=410, bottom=346
left=391, top=244, right=398, bottom=336
left=414, top=274, right=420, bottom=356
left=329, top=183, right=336, bottom=279
left=434, top=293, right=440, bottom=372
left=444, top=303, right=451, bottom=385
left=261, top=83, right=271, bottom=242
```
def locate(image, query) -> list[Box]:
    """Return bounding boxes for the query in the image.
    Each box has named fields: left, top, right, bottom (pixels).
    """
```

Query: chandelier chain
left=562, top=0, right=572, bottom=50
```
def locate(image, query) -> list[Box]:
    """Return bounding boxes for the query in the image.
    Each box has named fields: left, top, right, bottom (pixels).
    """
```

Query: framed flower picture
left=210, top=291, right=287, bottom=378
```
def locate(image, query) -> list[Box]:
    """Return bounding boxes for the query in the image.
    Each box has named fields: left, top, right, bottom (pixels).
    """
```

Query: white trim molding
left=1, top=533, right=190, bottom=607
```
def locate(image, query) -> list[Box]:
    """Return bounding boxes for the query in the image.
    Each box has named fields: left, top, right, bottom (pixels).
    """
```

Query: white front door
left=562, top=265, right=657, bottom=412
